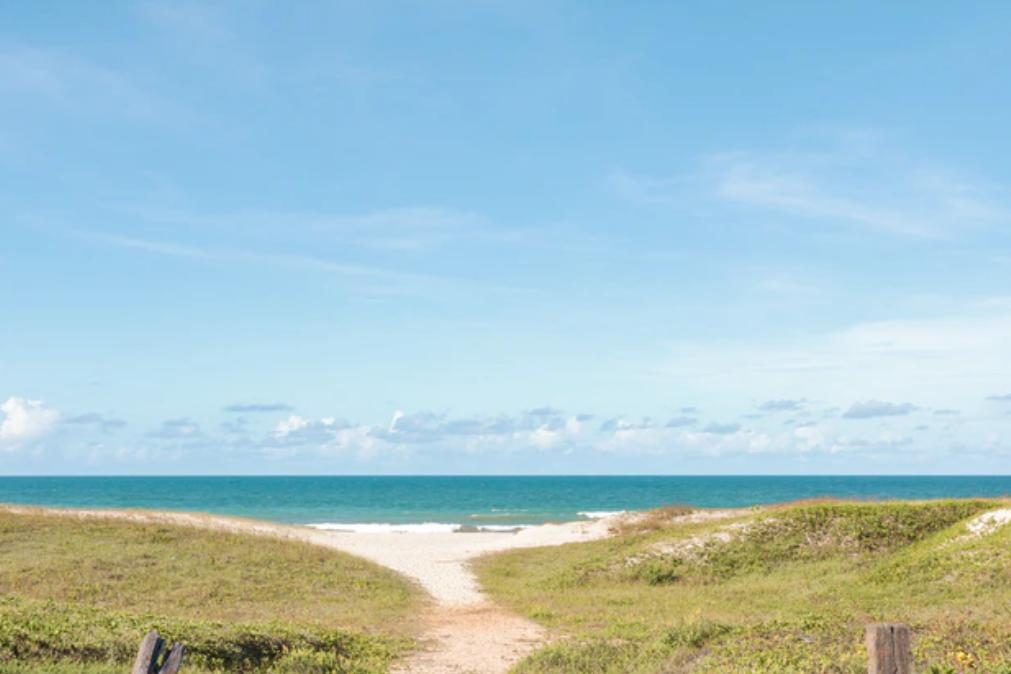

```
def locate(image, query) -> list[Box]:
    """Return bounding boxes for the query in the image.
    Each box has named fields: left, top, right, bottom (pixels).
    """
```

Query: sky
left=2, top=1, right=1011, bottom=475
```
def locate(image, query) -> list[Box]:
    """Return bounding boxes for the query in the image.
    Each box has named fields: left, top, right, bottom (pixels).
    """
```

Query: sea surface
left=1, top=476, right=1008, bottom=531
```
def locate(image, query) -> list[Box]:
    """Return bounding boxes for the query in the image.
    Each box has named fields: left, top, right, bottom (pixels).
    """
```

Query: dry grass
left=608, top=504, right=696, bottom=536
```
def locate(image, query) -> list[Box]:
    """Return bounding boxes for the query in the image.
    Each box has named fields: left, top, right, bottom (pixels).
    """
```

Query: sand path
left=1, top=506, right=614, bottom=674
left=310, top=522, right=614, bottom=673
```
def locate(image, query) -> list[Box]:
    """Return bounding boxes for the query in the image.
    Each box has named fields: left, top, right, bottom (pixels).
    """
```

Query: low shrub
left=0, top=598, right=402, bottom=674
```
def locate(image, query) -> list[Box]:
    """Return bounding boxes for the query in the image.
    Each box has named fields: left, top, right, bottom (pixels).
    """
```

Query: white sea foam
left=307, top=522, right=462, bottom=533
left=306, top=522, right=529, bottom=533
left=578, top=510, right=626, bottom=519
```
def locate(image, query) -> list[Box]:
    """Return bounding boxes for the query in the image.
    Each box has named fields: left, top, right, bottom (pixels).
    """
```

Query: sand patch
left=390, top=603, right=546, bottom=674
left=622, top=509, right=755, bottom=567
left=964, top=507, right=1011, bottom=538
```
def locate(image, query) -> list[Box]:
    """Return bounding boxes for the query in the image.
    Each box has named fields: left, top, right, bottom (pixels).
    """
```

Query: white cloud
left=267, top=415, right=365, bottom=456
left=4, top=398, right=1003, bottom=469
left=682, top=427, right=772, bottom=455
left=529, top=425, right=563, bottom=449
left=389, top=410, right=405, bottom=432
left=0, top=397, right=60, bottom=447
left=274, top=415, right=310, bottom=438
left=657, top=301, right=1011, bottom=408
left=599, top=417, right=655, bottom=432
left=263, top=408, right=590, bottom=458
left=237, top=397, right=1011, bottom=467
left=596, top=421, right=773, bottom=457
left=789, top=424, right=917, bottom=456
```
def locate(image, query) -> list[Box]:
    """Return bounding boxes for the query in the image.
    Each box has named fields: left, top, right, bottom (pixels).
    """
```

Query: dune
left=0, top=504, right=618, bottom=673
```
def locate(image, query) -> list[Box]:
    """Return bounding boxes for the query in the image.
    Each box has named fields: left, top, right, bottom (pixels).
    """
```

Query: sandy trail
left=1, top=505, right=615, bottom=673
left=303, top=520, right=614, bottom=673
left=391, top=604, right=546, bottom=674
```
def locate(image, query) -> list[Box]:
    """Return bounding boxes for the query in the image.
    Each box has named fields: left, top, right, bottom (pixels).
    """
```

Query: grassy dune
left=475, top=500, right=1011, bottom=674
left=0, top=509, right=421, bottom=674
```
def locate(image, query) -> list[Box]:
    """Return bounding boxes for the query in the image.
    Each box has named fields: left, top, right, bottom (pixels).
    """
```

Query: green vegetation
left=0, top=509, right=421, bottom=673
left=475, top=500, right=1011, bottom=674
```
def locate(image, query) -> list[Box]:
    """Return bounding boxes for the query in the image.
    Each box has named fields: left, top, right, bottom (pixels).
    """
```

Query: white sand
left=302, top=519, right=614, bottom=605
left=964, top=507, right=1011, bottom=537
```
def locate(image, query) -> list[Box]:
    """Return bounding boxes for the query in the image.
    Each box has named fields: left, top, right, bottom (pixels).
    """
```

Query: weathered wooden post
left=866, top=623, right=912, bottom=674
left=131, top=631, right=163, bottom=674
left=131, top=630, right=186, bottom=674
left=159, top=642, right=186, bottom=674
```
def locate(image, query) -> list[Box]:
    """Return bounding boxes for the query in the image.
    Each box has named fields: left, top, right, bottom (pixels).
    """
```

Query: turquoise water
left=1, top=476, right=1008, bottom=529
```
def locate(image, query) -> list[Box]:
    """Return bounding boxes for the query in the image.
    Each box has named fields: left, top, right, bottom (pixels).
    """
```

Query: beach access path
left=329, top=520, right=615, bottom=674
left=2, top=506, right=617, bottom=674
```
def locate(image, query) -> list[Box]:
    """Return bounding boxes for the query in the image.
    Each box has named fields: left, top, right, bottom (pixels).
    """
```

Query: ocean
left=0, top=475, right=1008, bottom=531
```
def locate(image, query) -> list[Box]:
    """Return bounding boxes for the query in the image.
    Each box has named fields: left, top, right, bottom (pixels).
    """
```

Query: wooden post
left=866, top=623, right=912, bottom=674
left=158, top=643, right=186, bottom=674
left=131, top=630, right=186, bottom=674
left=131, top=631, right=164, bottom=674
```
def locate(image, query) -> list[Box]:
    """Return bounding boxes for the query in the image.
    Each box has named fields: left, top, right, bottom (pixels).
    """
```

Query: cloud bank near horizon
left=4, top=391, right=1008, bottom=474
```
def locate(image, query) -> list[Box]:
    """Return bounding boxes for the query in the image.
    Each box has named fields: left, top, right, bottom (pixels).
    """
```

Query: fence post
left=866, top=623, right=912, bottom=674
left=158, top=643, right=186, bottom=674
left=131, top=631, right=164, bottom=674
left=131, top=630, right=186, bottom=674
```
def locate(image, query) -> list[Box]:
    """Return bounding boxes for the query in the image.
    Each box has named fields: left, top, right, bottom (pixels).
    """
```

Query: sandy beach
left=0, top=505, right=619, bottom=673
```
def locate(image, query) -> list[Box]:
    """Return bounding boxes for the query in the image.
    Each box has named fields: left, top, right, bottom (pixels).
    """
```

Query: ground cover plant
left=474, top=500, right=1011, bottom=674
left=0, top=509, right=421, bottom=673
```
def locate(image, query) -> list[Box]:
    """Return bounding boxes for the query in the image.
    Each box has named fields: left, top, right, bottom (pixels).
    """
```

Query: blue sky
left=2, top=1, right=1011, bottom=474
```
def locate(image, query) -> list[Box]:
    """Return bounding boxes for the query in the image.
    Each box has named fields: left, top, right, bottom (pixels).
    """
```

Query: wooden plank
left=131, top=630, right=164, bottom=674
left=157, top=642, right=186, bottom=674
left=865, top=623, right=912, bottom=674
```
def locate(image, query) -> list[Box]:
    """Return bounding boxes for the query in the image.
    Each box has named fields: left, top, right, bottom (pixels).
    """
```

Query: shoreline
left=5, top=476, right=1009, bottom=531
left=303, top=510, right=627, bottom=534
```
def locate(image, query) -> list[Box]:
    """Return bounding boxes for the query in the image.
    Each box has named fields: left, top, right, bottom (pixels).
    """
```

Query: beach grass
left=0, top=509, right=421, bottom=673
left=474, top=499, right=1011, bottom=674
